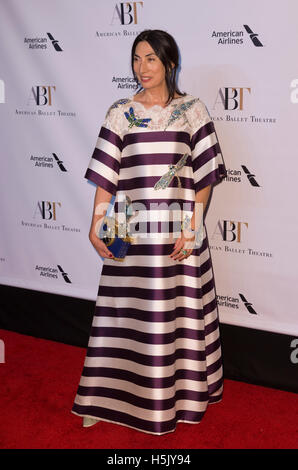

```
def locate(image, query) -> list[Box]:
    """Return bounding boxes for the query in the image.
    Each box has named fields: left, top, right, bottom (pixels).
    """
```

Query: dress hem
left=71, top=396, right=222, bottom=436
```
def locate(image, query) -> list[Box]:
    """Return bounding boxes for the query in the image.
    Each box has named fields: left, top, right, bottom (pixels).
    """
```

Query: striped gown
left=72, top=94, right=226, bottom=435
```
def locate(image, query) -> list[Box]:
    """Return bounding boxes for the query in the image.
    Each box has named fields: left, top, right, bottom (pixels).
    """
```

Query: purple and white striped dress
left=72, top=94, right=226, bottom=435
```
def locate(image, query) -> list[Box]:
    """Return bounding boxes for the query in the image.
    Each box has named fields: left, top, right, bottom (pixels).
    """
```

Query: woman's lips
left=141, top=76, right=151, bottom=82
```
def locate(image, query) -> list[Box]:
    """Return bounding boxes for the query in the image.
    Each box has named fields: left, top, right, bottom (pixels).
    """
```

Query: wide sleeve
left=84, top=103, right=124, bottom=195
left=189, top=100, right=226, bottom=193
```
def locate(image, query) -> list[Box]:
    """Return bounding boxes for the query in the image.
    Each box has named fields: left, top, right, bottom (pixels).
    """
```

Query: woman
left=72, top=29, right=226, bottom=435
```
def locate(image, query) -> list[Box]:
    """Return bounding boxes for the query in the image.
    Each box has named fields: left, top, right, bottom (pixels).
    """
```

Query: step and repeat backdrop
left=0, top=0, right=297, bottom=336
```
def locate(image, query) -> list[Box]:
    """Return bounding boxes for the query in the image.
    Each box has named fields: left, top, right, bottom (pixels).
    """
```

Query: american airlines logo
left=239, top=293, right=258, bottom=314
left=46, top=33, right=63, bottom=51
left=35, top=264, right=71, bottom=283
left=24, top=33, right=63, bottom=51
left=223, top=166, right=261, bottom=187
left=30, top=153, right=67, bottom=171
left=211, top=24, right=264, bottom=47
left=57, top=265, right=71, bottom=283
left=217, top=293, right=258, bottom=314
left=243, top=25, right=263, bottom=47
left=241, top=166, right=260, bottom=187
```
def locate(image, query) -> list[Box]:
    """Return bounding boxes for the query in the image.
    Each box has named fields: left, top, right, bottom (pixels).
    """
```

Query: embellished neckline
left=130, top=94, right=189, bottom=111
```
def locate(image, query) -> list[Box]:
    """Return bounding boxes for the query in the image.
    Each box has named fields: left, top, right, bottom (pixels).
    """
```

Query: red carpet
left=0, top=328, right=297, bottom=449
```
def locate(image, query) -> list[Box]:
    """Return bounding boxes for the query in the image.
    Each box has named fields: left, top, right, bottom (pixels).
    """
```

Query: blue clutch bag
left=98, top=196, right=134, bottom=261
left=100, top=219, right=132, bottom=261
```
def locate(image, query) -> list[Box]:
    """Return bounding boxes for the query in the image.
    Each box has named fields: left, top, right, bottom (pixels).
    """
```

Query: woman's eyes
left=133, top=57, right=155, bottom=62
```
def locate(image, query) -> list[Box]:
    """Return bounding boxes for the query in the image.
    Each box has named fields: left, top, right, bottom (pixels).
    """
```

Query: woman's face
left=133, top=40, right=166, bottom=92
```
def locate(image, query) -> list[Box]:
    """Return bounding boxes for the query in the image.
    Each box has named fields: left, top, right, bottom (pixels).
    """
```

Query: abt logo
left=213, top=87, right=251, bottom=110
left=28, top=86, right=56, bottom=106
left=33, top=201, right=61, bottom=220
left=212, top=220, right=248, bottom=242
left=111, top=2, right=143, bottom=25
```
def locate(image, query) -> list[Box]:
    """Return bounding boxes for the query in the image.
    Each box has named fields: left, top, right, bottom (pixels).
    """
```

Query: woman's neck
left=138, top=84, right=169, bottom=103
left=135, top=88, right=180, bottom=107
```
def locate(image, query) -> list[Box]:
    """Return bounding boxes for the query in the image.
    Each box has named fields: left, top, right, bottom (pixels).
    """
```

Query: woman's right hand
left=88, top=186, right=115, bottom=259
left=89, top=233, right=114, bottom=259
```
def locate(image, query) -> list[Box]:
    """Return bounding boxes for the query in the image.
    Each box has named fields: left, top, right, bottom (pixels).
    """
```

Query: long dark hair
left=131, top=29, right=185, bottom=104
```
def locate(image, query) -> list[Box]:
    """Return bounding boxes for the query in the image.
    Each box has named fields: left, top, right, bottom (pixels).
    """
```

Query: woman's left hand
left=169, top=230, right=195, bottom=261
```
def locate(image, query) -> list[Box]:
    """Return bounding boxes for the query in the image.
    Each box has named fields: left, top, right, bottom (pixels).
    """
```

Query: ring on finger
left=180, top=249, right=188, bottom=256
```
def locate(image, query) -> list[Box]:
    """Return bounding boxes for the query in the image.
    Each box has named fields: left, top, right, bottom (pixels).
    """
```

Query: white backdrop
left=0, top=0, right=297, bottom=336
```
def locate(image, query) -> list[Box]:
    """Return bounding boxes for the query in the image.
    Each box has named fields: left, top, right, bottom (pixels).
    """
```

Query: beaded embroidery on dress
left=104, top=94, right=210, bottom=136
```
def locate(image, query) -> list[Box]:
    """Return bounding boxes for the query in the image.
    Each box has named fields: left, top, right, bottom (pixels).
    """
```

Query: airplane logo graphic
left=241, top=166, right=261, bottom=187
left=243, top=25, right=264, bottom=47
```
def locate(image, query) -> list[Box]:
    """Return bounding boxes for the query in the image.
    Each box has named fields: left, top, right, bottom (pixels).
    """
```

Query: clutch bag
left=98, top=195, right=134, bottom=261
left=100, top=218, right=132, bottom=261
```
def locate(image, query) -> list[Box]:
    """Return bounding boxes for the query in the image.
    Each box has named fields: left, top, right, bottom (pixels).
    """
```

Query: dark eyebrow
left=134, top=53, right=156, bottom=58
